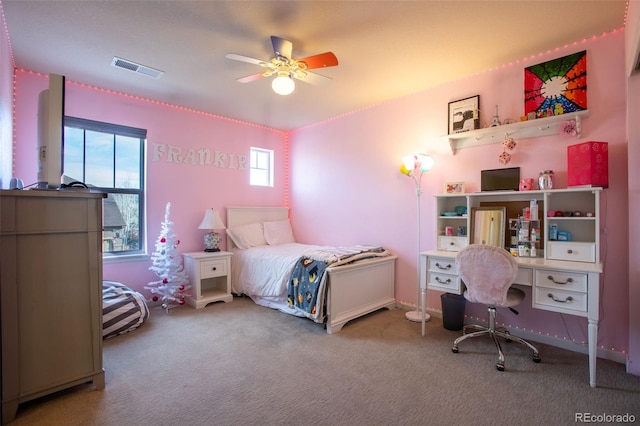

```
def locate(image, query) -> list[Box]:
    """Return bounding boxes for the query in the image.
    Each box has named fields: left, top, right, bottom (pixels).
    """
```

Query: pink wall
left=12, top=71, right=288, bottom=294
left=625, top=0, right=640, bottom=375
left=0, top=1, right=12, bottom=188
left=290, top=31, right=630, bottom=356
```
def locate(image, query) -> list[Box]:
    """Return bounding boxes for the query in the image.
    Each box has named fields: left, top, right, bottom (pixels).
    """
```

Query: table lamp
left=198, top=209, right=226, bottom=252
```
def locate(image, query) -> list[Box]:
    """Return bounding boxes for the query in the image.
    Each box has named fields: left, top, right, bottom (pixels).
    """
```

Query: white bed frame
left=226, top=206, right=397, bottom=333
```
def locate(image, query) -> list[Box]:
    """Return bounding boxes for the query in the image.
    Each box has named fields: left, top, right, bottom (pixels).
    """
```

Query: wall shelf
left=443, top=110, right=589, bottom=155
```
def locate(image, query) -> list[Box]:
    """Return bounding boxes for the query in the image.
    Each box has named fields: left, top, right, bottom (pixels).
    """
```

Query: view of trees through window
left=64, top=117, right=146, bottom=255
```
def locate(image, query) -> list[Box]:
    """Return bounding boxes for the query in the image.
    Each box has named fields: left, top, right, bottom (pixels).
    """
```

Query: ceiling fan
left=226, top=36, right=338, bottom=95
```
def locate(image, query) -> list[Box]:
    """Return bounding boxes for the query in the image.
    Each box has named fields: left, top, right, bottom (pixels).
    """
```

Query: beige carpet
left=9, top=297, right=640, bottom=426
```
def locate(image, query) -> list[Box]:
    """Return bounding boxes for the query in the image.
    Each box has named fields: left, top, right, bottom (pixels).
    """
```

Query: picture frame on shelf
left=445, top=182, right=465, bottom=194
left=448, top=95, right=480, bottom=135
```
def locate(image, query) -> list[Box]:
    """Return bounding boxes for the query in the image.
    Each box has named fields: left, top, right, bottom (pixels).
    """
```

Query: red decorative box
left=567, top=141, right=609, bottom=188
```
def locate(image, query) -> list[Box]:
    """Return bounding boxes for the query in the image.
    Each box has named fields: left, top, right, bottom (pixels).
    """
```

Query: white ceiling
left=2, top=0, right=628, bottom=130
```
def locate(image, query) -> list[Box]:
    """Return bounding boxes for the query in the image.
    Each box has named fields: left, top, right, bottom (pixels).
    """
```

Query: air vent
left=111, top=57, right=164, bottom=79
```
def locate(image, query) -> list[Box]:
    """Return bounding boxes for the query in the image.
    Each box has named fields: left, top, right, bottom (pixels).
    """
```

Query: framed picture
left=445, top=182, right=465, bottom=194
left=525, top=50, right=587, bottom=117
left=448, top=95, right=480, bottom=134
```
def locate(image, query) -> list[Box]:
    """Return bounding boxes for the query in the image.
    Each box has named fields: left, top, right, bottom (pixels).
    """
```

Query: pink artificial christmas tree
left=146, top=202, right=190, bottom=312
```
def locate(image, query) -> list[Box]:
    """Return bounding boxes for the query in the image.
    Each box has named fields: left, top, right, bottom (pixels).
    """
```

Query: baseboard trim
left=464, top=318, right=626, bottom=365
left=396, top=303, right=625, bottom=365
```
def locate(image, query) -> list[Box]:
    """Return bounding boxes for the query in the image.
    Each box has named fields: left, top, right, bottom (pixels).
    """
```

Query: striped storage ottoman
left=102, top=281, right=150, bottom=339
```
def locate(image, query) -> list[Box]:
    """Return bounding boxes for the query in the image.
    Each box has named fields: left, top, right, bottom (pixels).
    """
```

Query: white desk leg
left=588, top=319, right=598, bottom=387
left=421, top=286, right=427, bottom=336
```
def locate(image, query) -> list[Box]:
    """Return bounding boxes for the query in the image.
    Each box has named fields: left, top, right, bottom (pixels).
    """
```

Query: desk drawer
left=546, top=242, right=596, bottom=263
left=427, top=271, right=461, bottom=293
left=534, top=287, right=587, bottom=314
left=428, top=257, right=458, bottom=274
left=437, top=236, right=467, bottom=252
left=200, top=259, right=227, bottom=279
left=535, top=270, right=587, bottom=292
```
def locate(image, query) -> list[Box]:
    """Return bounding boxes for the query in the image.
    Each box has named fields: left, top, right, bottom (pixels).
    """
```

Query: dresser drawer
left=200, top=259, right=228, bottom=279
left=535, top=269, right=587, bottom=292
left=437, top=236, right=468, bottom=252
left=533, top=287, right=587, bottom=314
left=428, top=257, right=458, bottom=274
left=546, top=242, right=596, bottom=263
left=427, top=271, right=462, bottom=293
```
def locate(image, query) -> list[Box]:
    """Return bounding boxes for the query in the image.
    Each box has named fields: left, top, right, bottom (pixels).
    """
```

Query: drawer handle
left=435, top=277, right=451, bottom=284
left=435, top=262, right=452, bottom=270
left=567, top=249, right=573, bottom=254
left=449, top=242, right=455, bottom=246
left=547, top=275, right=573, bottom=285
left=212, top=267, right=217, bottom=271
left=547, top=293, right=573, bottom=303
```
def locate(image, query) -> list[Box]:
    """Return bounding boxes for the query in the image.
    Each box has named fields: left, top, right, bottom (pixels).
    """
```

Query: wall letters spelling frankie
left=151, top=143, right=247, bottom=170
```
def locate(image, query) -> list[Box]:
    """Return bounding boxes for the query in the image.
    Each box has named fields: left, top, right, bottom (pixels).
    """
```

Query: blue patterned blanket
left=286, top=246, right=389, bottom=321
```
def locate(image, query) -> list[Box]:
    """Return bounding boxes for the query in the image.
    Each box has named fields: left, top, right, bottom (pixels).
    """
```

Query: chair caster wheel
left=452, top=347, right=459, bottom=353
left=496, top=363, right=505, bottom=371
left=533, top=354, right=541, bottom=363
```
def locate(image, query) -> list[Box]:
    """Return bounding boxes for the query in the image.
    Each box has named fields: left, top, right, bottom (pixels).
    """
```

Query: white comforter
left=231, top=243, right=320, bottom=297
left=231, top=242, right=390, bottom=299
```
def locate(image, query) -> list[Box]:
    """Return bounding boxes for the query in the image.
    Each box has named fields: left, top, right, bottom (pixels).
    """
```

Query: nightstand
left=183, top=251, right=233, bottom=308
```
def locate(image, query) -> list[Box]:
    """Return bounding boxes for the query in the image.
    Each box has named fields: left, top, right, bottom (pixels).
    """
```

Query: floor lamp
left=401, top=154, right=435, bottom=327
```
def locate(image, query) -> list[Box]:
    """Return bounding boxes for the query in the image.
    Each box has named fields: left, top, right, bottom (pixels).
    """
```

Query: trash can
left=441, top=293, right=466, bottom=331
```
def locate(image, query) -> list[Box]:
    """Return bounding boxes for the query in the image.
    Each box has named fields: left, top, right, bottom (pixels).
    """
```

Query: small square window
left=250, top=147, right=274, bottom=187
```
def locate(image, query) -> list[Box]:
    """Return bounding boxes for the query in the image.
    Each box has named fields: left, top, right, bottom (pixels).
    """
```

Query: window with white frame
left=64, top=116, right=146, bottom=256
left=250, top=147, right=274, bottom=187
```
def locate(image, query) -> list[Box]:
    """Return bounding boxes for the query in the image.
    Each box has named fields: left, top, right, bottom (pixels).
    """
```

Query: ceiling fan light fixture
left=272, top=72, right=295, bottom=95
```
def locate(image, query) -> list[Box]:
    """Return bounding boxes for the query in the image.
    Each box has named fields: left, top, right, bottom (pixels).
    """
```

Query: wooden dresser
left=1, top=190, right=106, bottom=424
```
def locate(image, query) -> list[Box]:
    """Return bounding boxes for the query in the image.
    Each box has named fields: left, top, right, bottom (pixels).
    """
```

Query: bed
left=227, top=206, right=397, bottom=333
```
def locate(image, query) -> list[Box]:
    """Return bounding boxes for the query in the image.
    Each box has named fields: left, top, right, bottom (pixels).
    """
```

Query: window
left=249, top=147, right=274, bottom=187
left=64, top=117, right=146, bottom=256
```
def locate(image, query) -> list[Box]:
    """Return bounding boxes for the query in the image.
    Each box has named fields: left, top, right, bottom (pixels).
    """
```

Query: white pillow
left=226, top=223, right=267, bottom=249
left=263, top=219, right=295, bottom=245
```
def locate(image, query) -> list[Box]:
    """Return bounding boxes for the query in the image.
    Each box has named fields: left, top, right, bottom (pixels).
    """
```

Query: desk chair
left=451, top=244, right=541, bottom=371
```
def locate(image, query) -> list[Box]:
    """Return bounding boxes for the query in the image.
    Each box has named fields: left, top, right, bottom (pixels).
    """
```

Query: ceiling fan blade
left=236, top=73, right=265, bottom=83
left=293, top=70, right=332, bottom=85
left=226, top=53, right=265, bottom=66
left=271, top=36, right=293, bottom=60
left=298, top=52, right=339, bottom=69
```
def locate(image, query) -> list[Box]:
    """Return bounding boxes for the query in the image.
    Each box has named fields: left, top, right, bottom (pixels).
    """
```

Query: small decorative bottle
left=539, top=170, right=555, bottom=189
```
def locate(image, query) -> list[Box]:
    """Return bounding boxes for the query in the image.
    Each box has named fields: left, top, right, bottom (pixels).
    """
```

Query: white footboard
left=325, top=256, right=397, bottom=333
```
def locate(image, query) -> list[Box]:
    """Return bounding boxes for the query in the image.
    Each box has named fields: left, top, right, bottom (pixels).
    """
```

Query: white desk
left=421, top=250, right=602, bottom=387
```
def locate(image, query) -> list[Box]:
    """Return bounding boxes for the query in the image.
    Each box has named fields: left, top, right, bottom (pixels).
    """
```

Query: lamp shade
left=198, top=209, right=226, bottom=230
left=402, top=156, right=415, bottom=171
left=417, top=154, right=435, bottom=172
left=401, top=154, right=435, bottom=174
left=567, top=141, right=609, bottom=188
left=272, top=73, right=295, bottom=95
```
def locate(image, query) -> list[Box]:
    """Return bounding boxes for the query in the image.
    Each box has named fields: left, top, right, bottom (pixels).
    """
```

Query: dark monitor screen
left=481, top=167, right=520, bottom=191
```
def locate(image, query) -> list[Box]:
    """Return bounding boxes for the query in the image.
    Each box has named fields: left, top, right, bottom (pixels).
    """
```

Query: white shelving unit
left=433, top=187, right=601, bottom=263
left=443, top=110, right=589, bottom=154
